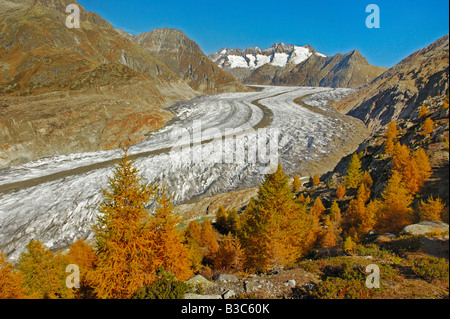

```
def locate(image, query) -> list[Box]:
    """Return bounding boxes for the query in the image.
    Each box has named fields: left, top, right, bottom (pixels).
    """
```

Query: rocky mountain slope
left=334, top=34, right=449, bottom=130
left=122, top=27, right=249, bottom=94
left=209, top=43, right=386, bottom=88
left=0, top=0, right=245, bottom=168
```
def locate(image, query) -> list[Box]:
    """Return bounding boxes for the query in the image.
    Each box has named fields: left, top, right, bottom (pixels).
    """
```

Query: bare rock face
left=271, top=50, right=387, bottom=89
left=334, top=34, right=449, bottom=130
left=126, top=28, right=250, bottom=94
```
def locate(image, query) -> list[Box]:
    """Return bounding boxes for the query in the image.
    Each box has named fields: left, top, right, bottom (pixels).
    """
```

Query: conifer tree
left=226, top=209, right=240, bottom=234
left=0, top=252, right=29, bottom=299
left=421, top=117, right=434, bottom=136
left=152, top=186, right=193, bottom=281
left=88, top=151, right=159, bottom=299
left=292, top=175, right=302, bottom=193
left=239, top=164, right=318, bottom=272
left=329, top=200, right=342, bottom=224
left=345, top=153, right=363, bottom=189
left=319, top=216, right=339, bottom=248
left=213, top=233, right=244, bottom=273
left=184, top=220, right=203, bottom=247
left=419, top=104, right=429, bottom=119
left=336, top=184, right=346, bottom=200
left=17, top=240, right=70, bottom=299
left=215, top=206, right=228, bottom=234
left=68, top=239, right=97, bottom=299
left=312, top=174, right=320, bottom=186
left=310, top=197, right=325, bottom=218
left=419, top=197, right=445, bottom=222
left=201, top=219, right=219, bottom=255
left=183, top=221, right=203, bottom=273
left=297, top=193, right=306, bottom=203
left=413, top=147, right=432, bottom=190
left=385, top=120, right=398, bottom=154
left=392, top=143, right=430, bottom=195
left=375, top=171, right=413, bottom=234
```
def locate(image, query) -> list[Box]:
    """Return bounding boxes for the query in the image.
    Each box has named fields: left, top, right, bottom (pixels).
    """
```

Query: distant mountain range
left=209, top=43, right=387, bottom=88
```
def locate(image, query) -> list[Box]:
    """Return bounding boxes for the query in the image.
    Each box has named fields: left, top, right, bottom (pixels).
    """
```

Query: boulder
left=222, top=290, right=236, bottom=299
left=401, top=221, right=449, bottom=236
left=285, top=280, right=296, bottom=288
left=185, top=275, right=215, bottom=291
left=212, top=274, right=239, bottom=282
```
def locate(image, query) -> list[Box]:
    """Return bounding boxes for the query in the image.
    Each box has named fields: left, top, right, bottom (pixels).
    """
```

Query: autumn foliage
left=421, top=117, right=434, bottom=136
left=345, top=153, right=363, bottom=189
left=239, top=164, right=319, bottom=272
left=384, top=120, right=398, bottom=155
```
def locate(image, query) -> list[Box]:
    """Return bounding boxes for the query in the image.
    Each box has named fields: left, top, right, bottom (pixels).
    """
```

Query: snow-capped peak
left=209, top=43, right=326, bottom=70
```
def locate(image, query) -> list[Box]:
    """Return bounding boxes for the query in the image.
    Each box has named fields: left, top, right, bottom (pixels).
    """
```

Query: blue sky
left=77, top=0, right=449, bottom=68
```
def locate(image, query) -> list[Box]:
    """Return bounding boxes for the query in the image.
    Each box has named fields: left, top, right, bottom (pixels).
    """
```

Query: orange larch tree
left=201, top=219, right=219, bottom=256
left=68, top=239, right=97, bottom=299
left=310, top=197, right=326, bottom=218
left=385, top=120, right=398, bottom=155
left=421, top=117, right=434, bottom=136
left=375, top=171, right=414, bottom=234
left=17, top=240, right=70, bottom=299
left=88, top=151, right=159, bottom=299
left=312, top=174, right=320, bottom=186
left=0, top=252, right=29, bottom=299
left=152, top=186, right=193, bottom=281
left=418, top=196, right=445, bottom=222
left=418, top=104, right=429, bottom=119
left=213, top=233, right=244, bottom=274
left=345, top=153, right=363, bottom=189
left=239, top=164, right=318, bottom=273
left=336, top=184, right=346, bottom=200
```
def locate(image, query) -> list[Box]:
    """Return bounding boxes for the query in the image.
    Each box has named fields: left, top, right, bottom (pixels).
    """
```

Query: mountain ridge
left=119, top=27, right=250, bottom=94
left=209, top=43, right=386, bottom=88
left=334, top=34, right=449, bottom=130
left=0, top=0, right=246, bottom=168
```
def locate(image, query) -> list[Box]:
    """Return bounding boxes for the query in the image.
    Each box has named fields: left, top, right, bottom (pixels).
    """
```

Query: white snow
left=246, top=54, right=256, bottom=68
left=290, top=46, right=313, bottom=65
left=270, top=53, right=290, bottom=67
left=255, top=54, right=271, bottom=68
left=226, top=55, right=249, bottom=68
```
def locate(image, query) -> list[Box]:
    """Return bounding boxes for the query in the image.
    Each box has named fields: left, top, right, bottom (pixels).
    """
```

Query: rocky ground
left=184, top=221, right=448, bottom=299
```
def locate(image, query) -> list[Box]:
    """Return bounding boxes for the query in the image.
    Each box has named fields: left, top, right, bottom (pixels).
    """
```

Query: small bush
left=314, top=277, right=373, bottom=299
left=132, top=268, right=190, bottom=299
left=412, top=257, right=449, bottom=282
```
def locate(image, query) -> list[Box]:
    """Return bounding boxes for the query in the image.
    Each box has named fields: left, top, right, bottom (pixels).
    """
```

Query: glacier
left=0, top=86, right=367, bottom=261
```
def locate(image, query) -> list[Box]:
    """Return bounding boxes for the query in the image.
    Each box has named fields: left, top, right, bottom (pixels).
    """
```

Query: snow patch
left=270, top=53, right=290, bottom=67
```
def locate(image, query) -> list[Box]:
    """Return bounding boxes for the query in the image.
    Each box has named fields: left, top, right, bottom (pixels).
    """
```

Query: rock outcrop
left=334, top=34, right=449, bottom=130
left=126, top=28, right=249, bottom=94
